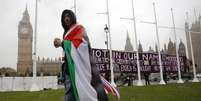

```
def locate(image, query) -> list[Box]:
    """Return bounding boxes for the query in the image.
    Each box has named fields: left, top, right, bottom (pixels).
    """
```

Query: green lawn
left=0, top=82, right=201, bottom=101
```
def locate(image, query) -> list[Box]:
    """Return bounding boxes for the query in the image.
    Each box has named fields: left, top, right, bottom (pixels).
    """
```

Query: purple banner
left=92, top=48, right=187, bottom=73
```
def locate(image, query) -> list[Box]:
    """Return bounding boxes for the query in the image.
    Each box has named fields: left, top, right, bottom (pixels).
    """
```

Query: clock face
left=21, top=28, right=29, bottom=34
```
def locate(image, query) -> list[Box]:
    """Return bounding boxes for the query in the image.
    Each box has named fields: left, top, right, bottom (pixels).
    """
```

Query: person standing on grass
left=144, top=73, right=150, bottom=86
left=163, top=72, right=167, bottom=84
left=54, top=9, right=108, bottom=101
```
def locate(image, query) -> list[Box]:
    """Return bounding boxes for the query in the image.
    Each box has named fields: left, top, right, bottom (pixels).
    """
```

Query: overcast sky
left=0, top=0, right=201, bottom=69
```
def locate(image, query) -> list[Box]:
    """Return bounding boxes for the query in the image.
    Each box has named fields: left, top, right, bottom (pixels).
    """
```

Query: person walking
left=54, top=9, right=108, bottom=101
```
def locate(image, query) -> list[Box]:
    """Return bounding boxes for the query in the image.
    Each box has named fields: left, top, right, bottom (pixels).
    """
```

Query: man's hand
left=54, top=38, right=62, bottom=48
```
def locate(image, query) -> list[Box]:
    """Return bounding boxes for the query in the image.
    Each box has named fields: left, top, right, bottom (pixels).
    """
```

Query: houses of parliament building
left=17, top=7, right=200, bottom=76
left=185, top=16, right=201, bottom=72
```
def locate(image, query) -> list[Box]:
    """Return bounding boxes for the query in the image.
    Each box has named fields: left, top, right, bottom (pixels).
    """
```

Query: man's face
left=64, top=14, right=71, bottom=27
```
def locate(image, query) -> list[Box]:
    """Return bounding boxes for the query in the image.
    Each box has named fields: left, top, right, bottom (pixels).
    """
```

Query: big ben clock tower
left=17, top=7, right=33, bottom=76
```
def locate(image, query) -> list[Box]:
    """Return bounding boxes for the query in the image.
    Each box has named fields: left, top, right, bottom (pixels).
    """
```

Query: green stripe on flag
left=63, top=40, right=79, bottom=101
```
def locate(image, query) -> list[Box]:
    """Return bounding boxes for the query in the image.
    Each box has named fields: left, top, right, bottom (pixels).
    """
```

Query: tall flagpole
left=194, top=8, right=197, bottom=21
left=186, top=12, right=199, bottom=82
left=30, top=0, right=40, bottom=91
left=153, top=3, right=165, bottom=85
left=120, top=0, right=143, bottom=86
left=74, top=0, right=76, bottom=15
left=106, top=0, right=116, bottom=87
left=170, top=8, right=184, bottom=83
left=131, top=0, right=143, bottom=86
left=33, top=0, right=38, bottom=79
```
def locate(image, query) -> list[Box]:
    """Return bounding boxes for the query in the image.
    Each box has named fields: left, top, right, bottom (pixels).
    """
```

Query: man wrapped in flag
left=54, top=9, right=111, bottom=101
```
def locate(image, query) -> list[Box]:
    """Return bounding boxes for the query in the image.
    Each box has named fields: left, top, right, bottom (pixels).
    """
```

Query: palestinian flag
left=100, top=76, right=120, bottom=100
left=63, top=24, right=98, bottom=101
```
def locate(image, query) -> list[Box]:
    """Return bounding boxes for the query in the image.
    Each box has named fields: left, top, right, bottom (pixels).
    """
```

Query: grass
left=109, top=82, right=201, bottom=101
left=0, top=82, right=201, bottom=101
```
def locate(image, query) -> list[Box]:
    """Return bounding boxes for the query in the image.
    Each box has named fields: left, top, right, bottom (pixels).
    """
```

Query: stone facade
left=124, top=31, right=186, bottom=57
left=36, top=57, right=62, bottom=76
left=185, top=17, right=201, bottom=72
left=167, top=39, right=176, bottom=55
left=165, top=38, right=186, bottom=57
left=17, top=8, right=61, bottom=76
left=178, top=40, right=186, bottom=56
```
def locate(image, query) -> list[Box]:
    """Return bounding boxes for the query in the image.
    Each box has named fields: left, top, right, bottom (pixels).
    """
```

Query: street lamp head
left=105, top=41, right=108, bottom=45
left=104, top=24, right=109, bottom=33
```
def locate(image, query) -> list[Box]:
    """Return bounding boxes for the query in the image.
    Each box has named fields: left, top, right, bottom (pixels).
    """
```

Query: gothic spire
left=21, top=6, right=30, bottom=23
left=124, top=31, right=133, bottom=52
left=138, top=40, right=143, bottom=52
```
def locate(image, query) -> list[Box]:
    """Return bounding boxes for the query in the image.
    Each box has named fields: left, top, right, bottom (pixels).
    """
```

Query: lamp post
left=104, top=24, right=110, bottom=81
left=104, top=24, right=109, bottom=50
left=97, top=0, right=116, bottom=87
left=105, top=0, right=116, bottom=87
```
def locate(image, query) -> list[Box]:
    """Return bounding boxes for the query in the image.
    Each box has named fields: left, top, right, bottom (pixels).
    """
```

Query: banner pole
left=153, top=2, right=165, bottom=85
left=186, top=12, right=199, bottom=82
left=131, top=0, right=143, bottom=86
left=170, top=8, right=184, bottom=83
